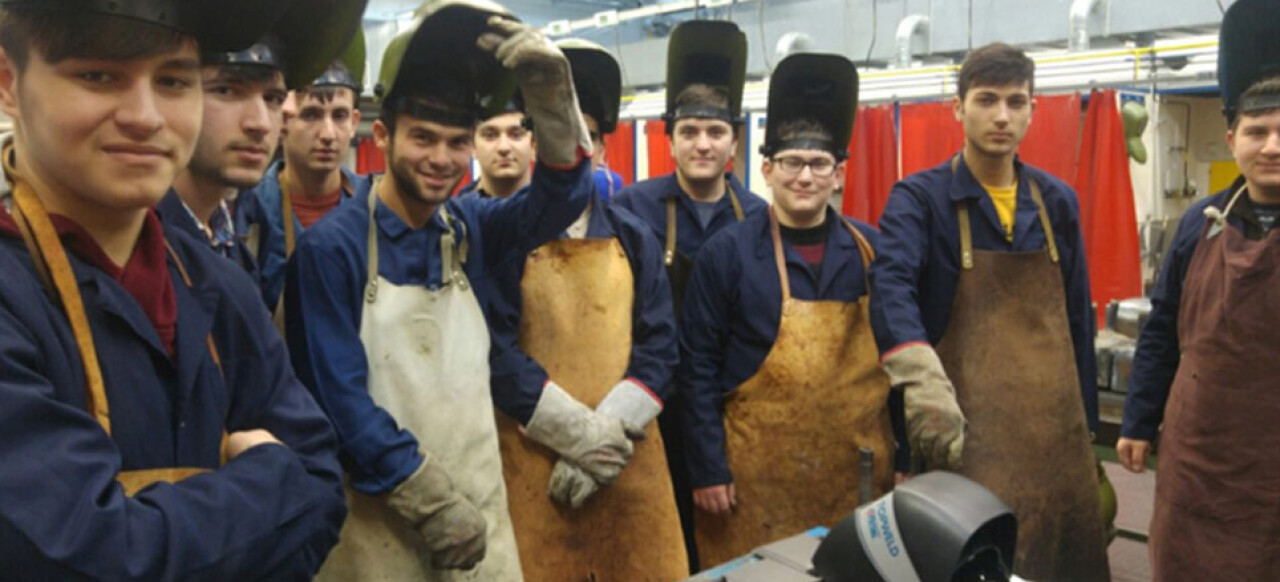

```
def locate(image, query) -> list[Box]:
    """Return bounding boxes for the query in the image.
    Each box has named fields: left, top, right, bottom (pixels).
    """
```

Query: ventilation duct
left=894, top=14, right=930, bottom=69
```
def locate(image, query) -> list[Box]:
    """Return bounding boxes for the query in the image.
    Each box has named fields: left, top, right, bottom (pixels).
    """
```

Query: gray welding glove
left=548, top=459, right=599, bottom=509
left=385, top=455, right=487, bottom=570
left=477, top=17, right=592, bottom=168
left=547, top=379, right=661, bottom=508
left=881, top=344, right=967, bottom=471
left=525, top=382, right=637, bottom=485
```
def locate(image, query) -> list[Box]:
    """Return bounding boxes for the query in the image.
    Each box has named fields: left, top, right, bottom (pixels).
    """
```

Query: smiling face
left=0, top=39, right=202, bottom=214
left=187, top=64, right=287, bottom=189
left=1229, top=108, right=1280, bottom=199
left=764, top=148, right=841, bottom=226
left=374, top=112, right=473, bottom=207
left=670, top=117, right=736, bottom=184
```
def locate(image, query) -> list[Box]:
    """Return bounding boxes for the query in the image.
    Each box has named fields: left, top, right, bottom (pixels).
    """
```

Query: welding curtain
left=645, top=119, right=676, bottom=179
left=843, top=104, right=898, bottom=223
left=603, top=120, right=636, bottom=186
left=356, top=138, right=385, bottom=175
left=899, top=101, right=965, bottom=177
left=1075, top=89, right=1142, bottom=326
left=1019, top=93, right=1082, bottom=183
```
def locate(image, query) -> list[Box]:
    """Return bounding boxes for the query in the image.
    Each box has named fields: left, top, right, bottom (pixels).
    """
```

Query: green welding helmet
left=201, top=0, right=369, bottom=90
left=312, top=28, right=367, bottom=94
left=558, top=39, right=622, bottom=134
left=375, top=0, right=519, bottom=127
left=0, top=0, right=292, bottom=54
left=760, top=52, right=858, bottom=162
left=662, top=20, right=748, bottom=130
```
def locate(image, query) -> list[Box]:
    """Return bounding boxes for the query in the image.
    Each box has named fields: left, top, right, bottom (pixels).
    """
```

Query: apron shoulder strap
left=364, top=188, right=380, bottom=303
left=950, top=154, right=1059, bottom=268
left=767, top=207, right=792, bottom=302
left=728, top=184, right=745, bottom=221
left=664, top=196, right=677, bottom=267
left=1027, top=177, right=1059, bottom=263
left=280, top=168, right=297, bottom=259
left=840, top=218, right=876, bottom=269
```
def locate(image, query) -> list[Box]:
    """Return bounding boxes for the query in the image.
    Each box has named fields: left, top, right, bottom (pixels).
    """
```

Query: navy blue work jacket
left=0, top=223, right=346, bottom=580
left=679, top=207, right=903, bottom=487
left=155, top=189, right=260, bottom=290
left=870, top=155, right=1099, bottom=431
left=486, top=197, right=678, bottom=424
left=610, top=173, right=767, bottom=258
left=1123, top=182, right=1267, bottom=441
left=285, top=161, right=592, bottom=495
left=241, top=161, right=373, bottom=310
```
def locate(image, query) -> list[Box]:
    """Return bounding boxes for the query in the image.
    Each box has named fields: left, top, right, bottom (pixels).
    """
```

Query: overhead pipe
left=1069, top=0, right=1103, bottom=52
left=894, top=14, right=930, bottom=69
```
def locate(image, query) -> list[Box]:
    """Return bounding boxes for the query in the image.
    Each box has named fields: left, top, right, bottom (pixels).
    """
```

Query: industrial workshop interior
left=0, top=0, right=1272, bottom=580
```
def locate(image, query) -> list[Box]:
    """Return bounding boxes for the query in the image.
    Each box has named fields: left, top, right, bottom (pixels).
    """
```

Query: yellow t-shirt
left=983, top=183, right=1017, bottom=240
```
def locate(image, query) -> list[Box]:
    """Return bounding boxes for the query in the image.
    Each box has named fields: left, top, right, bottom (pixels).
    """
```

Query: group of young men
left=0, top=0, right=1276, bottom=579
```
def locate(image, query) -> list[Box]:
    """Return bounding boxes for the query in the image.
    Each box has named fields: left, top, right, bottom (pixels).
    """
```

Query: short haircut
left=0, top=8, right=188, bottom=73
left=674, top=83, right=730, bottom=111
left=379, top=95, right=475, bottom=138
left=296, top=85, right=358, bottom=107
left=773, top=118, right=833, bottom=148
left=1232, top=75, right=1280, bottom=130
left=958, top=42, right=1035, bottom=99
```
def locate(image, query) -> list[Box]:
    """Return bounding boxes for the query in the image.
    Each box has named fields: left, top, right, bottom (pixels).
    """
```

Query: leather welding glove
left=548, top=459, right=599, bottom=509
left=386, top=455, right=488, bottom=570
left=546, top=379, right=661, bottom=507
left=881, top=344, right=967, bottom=471
left=477, top=17, right=592, bottom=168
left=525, top=382, right=639, bottom=485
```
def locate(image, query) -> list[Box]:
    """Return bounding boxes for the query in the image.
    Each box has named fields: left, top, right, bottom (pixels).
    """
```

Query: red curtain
left=645, top=120, right=676, bottom=178
left=1019, top=93, right=1082, bottom=184
left=900, top=101, right=964, bottom=177
left=1074, top=90, right=1142, bottom=326
left=356, top=139, right=385, bottom=175
left=603, top=120, right=636, bottom=186
left=843, top=104, right=898, bottom=223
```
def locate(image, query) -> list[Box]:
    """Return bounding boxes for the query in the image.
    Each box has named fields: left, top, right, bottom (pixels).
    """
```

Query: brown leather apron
left=934, top=161, right=1109, bottom=580
left=6, top=157, right=228, bottom=497
left=693, top=207, right=894, bottom=568
left=1149, top=186, right=1280, bottom=580
left=496, top=236, right=688, bottom=580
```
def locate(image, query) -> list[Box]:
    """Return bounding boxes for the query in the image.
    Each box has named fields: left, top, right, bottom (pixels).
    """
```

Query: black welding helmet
left=662, top=20, right=747, bottom=130
left=812, top=471, right=1018, bottom=582
left=760, top=52, right=858, bottom=162
left=1218, top=0, right=1280, bottom=123
left=0, top=0, right=292, bottom=54
left=559, top=38, right=622, bottom=134
left=375, top=0, right=519, bottom=127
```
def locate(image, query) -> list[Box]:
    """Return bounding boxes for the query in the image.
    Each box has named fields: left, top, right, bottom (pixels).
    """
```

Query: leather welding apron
left=934, top=169, right=1109, bottom=581
left=316, top=193, right=522, bottom=581
left=496, top=236, right=688, bottom=580
left=694, top=208, right=894, bottom=568
left=271, top=169, right=354, bottom=333
left=6, top=162, right=228, bottom=497
left=664, top=184, right=746, bottom=571
left=1149, top=188, right=1280, bottom=580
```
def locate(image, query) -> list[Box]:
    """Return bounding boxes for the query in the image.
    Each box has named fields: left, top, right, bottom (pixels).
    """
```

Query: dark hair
left=208, top=63, right=283, bottom=86
left=296, top=85, right=358, bottom=107
left=774, top=118, right=833, bottom=146
left=674, top=83, right=730, bottom=111
left=0, top=8, right=189, bottom=73
left=958, top=42, right=1035, bottom=99
left=1232, top=75, right=1280, bottom=129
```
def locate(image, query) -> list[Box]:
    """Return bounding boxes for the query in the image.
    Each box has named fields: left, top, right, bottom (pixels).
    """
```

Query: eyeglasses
left=772, top=156, right=838, bottom=177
